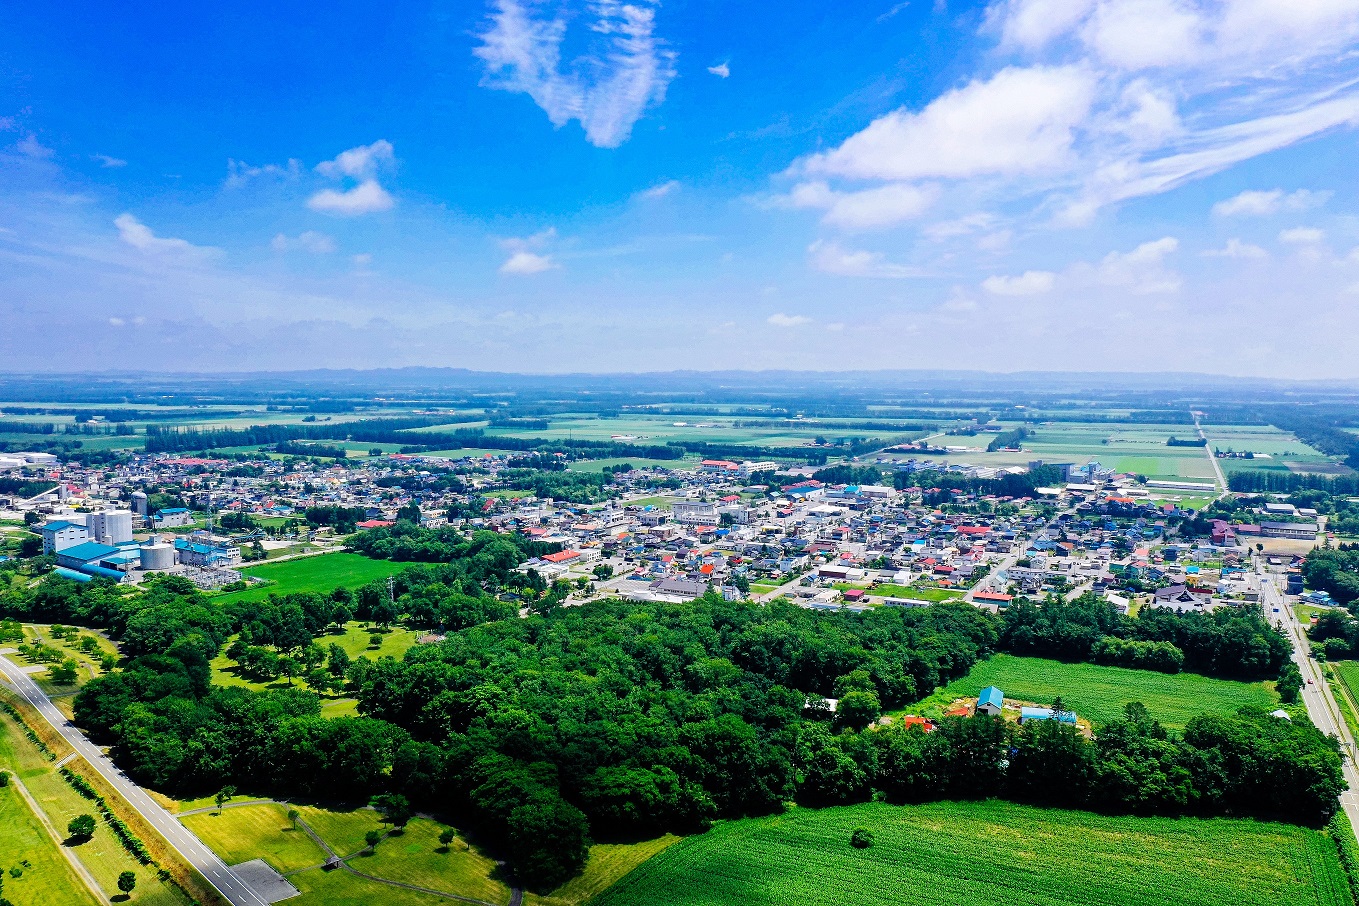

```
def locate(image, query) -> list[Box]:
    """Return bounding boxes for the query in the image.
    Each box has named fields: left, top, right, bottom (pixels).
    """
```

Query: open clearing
left=0, top=783, right=100, bottom=906
left=592, top=800, right=1349, bottom=906
left=212, top=552, right=407, bottom=604
left=909, top=654, right=1276, bottom=728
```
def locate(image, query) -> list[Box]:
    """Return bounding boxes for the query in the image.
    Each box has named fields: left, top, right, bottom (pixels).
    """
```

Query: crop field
left=904, top=422, right=1224, bottom=482
left=467, top=413, right=906, bottom=451
left=527, top=835, right=680, bottom=906
left=591, top=800, right=1350, bottom=906
left=567, top=456, right=699, bottom=473
left=212, top=552, right=407, bottom=604
left=909, top=654, right=1276, bottom=728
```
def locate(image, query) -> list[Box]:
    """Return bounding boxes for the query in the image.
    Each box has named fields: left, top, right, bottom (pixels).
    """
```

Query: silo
left=140, top=543, right=176, bottom=571
left=131, top=491, right=149, bottom=517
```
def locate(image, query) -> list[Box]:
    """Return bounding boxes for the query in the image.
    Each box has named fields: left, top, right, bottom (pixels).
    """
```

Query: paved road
left=1259, top=567, right=1359, bottom=828
left=0, top=655, right=273, bottom=906
left=1191, top=411, right=1228, bottom=497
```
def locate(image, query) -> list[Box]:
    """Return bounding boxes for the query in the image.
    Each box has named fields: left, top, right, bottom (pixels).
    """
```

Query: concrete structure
left=130, top=491, right=149, bottom=517
left=154, top=507, right=194, bottom=528
left=139, top=543, right=176, bottom=571
left=1260, top=521, right=1319, bottom=540
left=40, top=519, right=89, bottom=554
left=672, top=501, right=719, bottom=526
left=86, top=510, right=134, bottom=545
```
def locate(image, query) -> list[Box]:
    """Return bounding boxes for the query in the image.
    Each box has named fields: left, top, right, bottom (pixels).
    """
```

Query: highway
left=0, top=654, right=273, bottom=906
left=1259, top=566, right=1359, bottom=829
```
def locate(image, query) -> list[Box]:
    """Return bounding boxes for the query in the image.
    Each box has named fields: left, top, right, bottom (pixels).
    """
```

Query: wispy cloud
left=767, top=312, right=811, bottom=327
left=15, top=134, right=54, bottom=159
left=982, top=270, right=1055, bottom=295
left=114, top=214, right=219, bottom=262
left=707, top=62, right=730, bottom=78
left=474, top=0, right=677, bottom=148
left=1202, top=238, right=1267, bottom=259
left=638, top=179, right=679, bottom=199
left=1212, top=188, right=1331, bottom=217
left=91, top=154, right=127, bottom=168
left=808, top=239, right=929, bottom=278
left=272, top=231, right=336, bottom=254
left=499, top=228, right=560, bottom=274
left=226, top=158, right=301, bottom=187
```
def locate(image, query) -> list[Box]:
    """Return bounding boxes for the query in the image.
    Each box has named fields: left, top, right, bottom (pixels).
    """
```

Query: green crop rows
left=592, top=800, right=1350, bottom=906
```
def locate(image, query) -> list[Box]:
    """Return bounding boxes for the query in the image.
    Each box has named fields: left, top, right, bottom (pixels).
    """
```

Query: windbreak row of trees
left=800, top=703, right=1341, bottom=826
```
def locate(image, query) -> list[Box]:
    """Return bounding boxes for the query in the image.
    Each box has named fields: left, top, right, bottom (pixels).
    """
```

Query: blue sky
left=3, top=0, right=1359, bottom=377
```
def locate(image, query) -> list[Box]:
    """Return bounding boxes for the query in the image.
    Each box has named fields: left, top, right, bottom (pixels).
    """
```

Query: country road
left=0, top=654, right=274, bottom=906
left=1260, top=567, right=1359, bottom=830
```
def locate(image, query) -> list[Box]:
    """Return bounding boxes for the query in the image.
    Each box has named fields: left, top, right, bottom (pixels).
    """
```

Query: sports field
left=213, top=552, right=407, bottom=604
left=910, top=654, right=1276, bottom=728
left=592, top=800, right=1350, bottom=906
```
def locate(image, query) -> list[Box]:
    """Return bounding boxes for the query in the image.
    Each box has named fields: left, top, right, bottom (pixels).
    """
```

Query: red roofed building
left=902, top=715, right=936, bottom=732
left=542, top=550, right=581, bottom=564
left=356, top=519, right=395, bottom=529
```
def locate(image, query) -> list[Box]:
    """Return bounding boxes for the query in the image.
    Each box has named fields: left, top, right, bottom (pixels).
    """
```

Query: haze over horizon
left=4, top=0, right=1359, bottom=377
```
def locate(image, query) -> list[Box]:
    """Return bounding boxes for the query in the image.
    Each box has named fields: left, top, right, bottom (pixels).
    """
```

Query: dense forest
left=0, top=534, right=1329, bottom=891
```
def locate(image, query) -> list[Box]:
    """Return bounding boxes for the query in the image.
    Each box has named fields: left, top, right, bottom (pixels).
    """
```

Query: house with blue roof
left=976, top=686, right=1004, bottom=717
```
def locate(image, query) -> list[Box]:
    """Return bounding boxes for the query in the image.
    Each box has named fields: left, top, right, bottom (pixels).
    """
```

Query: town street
left=0, top=654, right=274, bottom=906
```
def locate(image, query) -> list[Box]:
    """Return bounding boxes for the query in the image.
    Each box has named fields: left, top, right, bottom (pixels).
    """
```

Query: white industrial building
left=86, top=510, right=134, bottom=545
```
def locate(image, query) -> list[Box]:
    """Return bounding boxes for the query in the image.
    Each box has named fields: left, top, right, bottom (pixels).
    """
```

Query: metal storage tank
left=140, top=543, right=176, bottom=571
left=131, top=491, right=149, bottom=517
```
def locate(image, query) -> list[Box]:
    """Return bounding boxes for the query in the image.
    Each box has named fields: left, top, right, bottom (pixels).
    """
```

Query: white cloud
left=15, top=134, right=53, bottom=159
left=307, top=180, right=395, bottom=216
left=226, top=158, right=302, bottom=187
left=982, top=270, right=1056, bottom=295
left=638, top=179, right=679, bottom=199
left=1212, top=188, right=1331, bottom=217
left=475, top=0, right=677, bottom=149
left=800, top=66, right=1095, bottom=181
left=1082, top=0, right=1203, bottom=70
left=767, top=313, right=812, bottom=327
left=1093, top=236, right=1180, bottom=292
left=114, top=213, right=219, bottom=261
left=1280, top=227, right=1325, bottom=244
left=707, top=62, right=730, bottom=78
left=108, top=317, right=125, bottom=327
left=924, top=213, right=998, bottom=240
left=993, top=0, right=1095, bottom=49
left=786, top=181, right=936, bottom=230
left=499, top=229, right=560, bottom=274
left=500, top=251, right=558, bottom=274
left=92, top=154, right=127, bottom=168
left=808, top=240, right=928, bottom=278
left=1202, top=238, right=1267, bottom=259
left=315, top=140, right=394, bottom=180
left=272, top=231, right=337, bottom=254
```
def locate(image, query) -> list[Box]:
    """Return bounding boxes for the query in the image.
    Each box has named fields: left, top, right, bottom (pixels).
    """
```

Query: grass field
left=567, top=457, right=698, bottom=473
left=181, top=803, right=328, bottom=873
left=0, top=783, right=100, bottom=906
left=591, top=800, right=1350, bottom=906
left=212, top=552, right=407, bottom=604
left=850, top=584, right=964, bottom=603
left=527, top=836, right=680, bottom=906
left=908, top=654, right=1276, bottom=728
left=210, top=622, right=418, bottom=692
left=0, top=709, right=186, bottom=906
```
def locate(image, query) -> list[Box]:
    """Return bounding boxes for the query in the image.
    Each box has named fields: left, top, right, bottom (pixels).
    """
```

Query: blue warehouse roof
left=978, top=686, right=1004, bottom=709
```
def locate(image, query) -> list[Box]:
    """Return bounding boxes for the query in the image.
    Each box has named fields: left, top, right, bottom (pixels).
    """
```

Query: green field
left=213, top=552, right=408, bottom=604
left=909, top=654, right=1276, bottom=728
left=842, top=584, right=964, bottom=603
left=591, top=800, right=1350, bottom=906
left=210, top=622, right=419, bottom=692
left=0, top=783, right=100, bottom=906
left=567, top=456, right=698, bottom=473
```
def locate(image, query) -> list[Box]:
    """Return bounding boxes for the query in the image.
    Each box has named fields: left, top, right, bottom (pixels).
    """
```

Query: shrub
left=850, top=827, right=874, bottom=848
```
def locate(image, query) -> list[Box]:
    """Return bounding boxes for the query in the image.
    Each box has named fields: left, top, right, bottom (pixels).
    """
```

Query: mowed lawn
left=213, top=553, right=407, bottom=604
left=913, top=654, right=1276, bottom=728
left=591, top=800, right=1350, bottom=906
left=0, top=784, right=100, bottom=906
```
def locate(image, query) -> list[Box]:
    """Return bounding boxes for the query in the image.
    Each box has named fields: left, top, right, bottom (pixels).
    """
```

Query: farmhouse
left=975, top=685, right=1003, bottom=717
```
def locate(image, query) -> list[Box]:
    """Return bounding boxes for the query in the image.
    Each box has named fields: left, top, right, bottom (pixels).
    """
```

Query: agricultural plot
left=1202, top=424, right=1338, bottom=475
left=212, top=552, right=407, bottom=604
left=527, top=836, right=680, bottom=906
left=592, top=800, right=1350, bottom=906
left=909, top=654, right=1276, bottom=728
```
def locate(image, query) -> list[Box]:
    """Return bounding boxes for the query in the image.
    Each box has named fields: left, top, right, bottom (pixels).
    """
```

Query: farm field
left=212, top=552, right=408, bottom=604
left=472, top=413, right=902, bottom=451
left=591, top=800, right=1351, bottom=906
left=567, top=456, right=698, bottom=473
left=527, top=835, right=680, bottom=906
left=908, top=654, right=1276, bottom=728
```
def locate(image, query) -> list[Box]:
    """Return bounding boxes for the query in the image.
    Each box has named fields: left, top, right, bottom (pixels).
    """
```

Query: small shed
left=976, top=686, right=1004, bottom=717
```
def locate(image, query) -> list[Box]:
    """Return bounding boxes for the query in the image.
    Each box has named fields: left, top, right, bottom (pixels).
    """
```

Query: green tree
left=365, top=829, right=382, bottom=850
left=850, top=827, right=874, bottom=848
left=287, top=808, right=300, bottom=829
left=438, top=827, right=456, bottom=850
left=1277, top=662, right=1304, bottom=704
left=117, top=871, right=136, bottom=895
left=215, top=785, right=236, bottom=814
left=67, top=814, right=97, bottom=840
left=48, top=659, right=78, bottom=685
